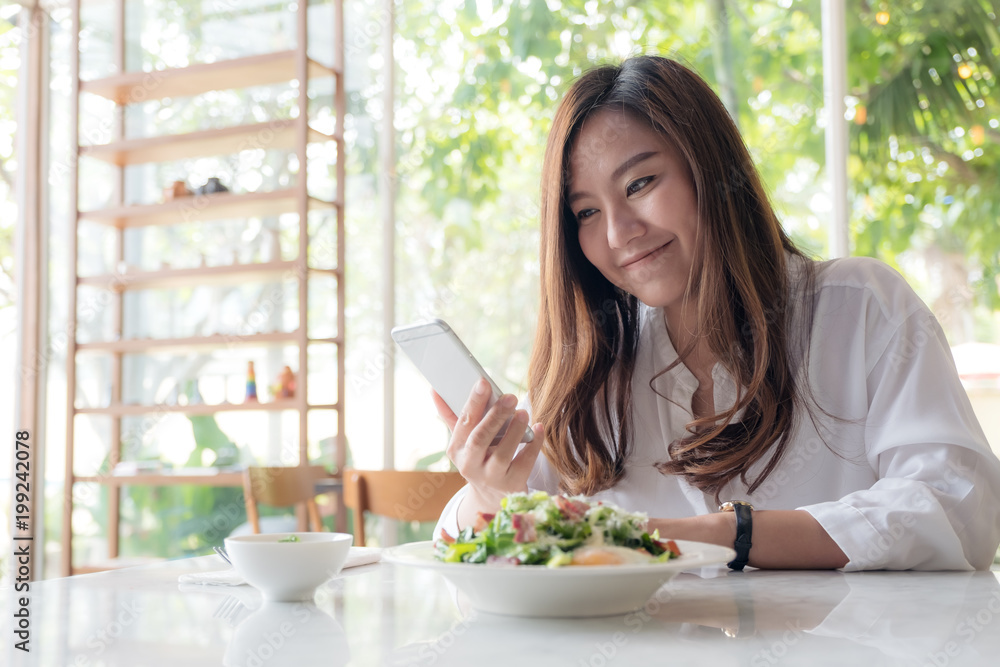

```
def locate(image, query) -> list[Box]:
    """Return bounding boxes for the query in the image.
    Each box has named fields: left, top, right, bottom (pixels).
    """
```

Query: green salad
left=434, top=491, right=681, bottom=567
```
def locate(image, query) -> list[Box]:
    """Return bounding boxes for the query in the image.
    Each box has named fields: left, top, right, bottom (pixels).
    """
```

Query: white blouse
left=435, top=256, right=1000, bottom=570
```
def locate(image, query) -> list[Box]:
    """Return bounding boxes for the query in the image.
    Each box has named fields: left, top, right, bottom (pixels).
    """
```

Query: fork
left=213, top=546, right=232, bottom=565
left=212, top=595, right=246, bottom=626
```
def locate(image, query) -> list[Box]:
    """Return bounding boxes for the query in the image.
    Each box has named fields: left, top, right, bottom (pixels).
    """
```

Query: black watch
left=719, top=500, right=754, bottom=571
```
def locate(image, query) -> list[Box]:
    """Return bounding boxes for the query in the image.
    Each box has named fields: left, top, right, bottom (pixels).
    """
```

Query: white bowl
left=384, top=539, right=735, bottom=617
left=224, top=532, right=353, bottom=602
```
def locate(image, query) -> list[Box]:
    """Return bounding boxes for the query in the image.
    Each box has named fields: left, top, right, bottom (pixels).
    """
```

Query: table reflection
left=6, top=555, right=998, bottom=667
left=386, top=567, right=1000, bottom=666
left=223, top=598, right=348, bottom=667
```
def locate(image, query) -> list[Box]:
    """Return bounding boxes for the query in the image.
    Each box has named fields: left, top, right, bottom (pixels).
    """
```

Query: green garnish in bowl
left=278, top=535, right=300, bottom=543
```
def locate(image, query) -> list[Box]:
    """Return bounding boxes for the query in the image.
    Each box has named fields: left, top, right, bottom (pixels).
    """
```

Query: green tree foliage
left=120, top=416, right=244, bottom=558
left=379, top=0, right=1000, bottom=350
left=848, top=1, right=1000, bottom=323
left=381, top=0, right=832, bottom=394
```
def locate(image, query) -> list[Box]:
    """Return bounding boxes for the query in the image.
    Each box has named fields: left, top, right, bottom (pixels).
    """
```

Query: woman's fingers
left=484, top=409, right=531, bottom=476
left=439, top=378, right=539, bottom=502
left=465, top=393, right=518, bottom=457
left=446, top=378, right=492, bottom=462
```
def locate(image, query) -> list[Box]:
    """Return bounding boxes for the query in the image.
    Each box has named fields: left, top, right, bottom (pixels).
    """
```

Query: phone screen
left=393, top=321, right=499, bottom=414
left=392, top=319, right=533, bottom=443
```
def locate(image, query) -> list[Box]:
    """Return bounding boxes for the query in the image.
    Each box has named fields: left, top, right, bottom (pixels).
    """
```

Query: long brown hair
left=528, top=55, right=811, bottom=500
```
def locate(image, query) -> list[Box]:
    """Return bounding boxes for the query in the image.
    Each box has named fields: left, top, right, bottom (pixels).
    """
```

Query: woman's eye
left=627, top=176, right=654, bottom=196
left=576, top=209, right=596, bottom=223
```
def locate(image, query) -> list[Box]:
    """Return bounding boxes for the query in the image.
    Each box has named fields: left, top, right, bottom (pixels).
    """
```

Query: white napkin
left=178, top=568, right=247, bottom=586
left=179, top=546, right=382, bottom=586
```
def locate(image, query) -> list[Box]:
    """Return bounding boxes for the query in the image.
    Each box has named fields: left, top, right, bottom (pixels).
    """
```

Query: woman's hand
left=432, top=378, right=544, bottom=529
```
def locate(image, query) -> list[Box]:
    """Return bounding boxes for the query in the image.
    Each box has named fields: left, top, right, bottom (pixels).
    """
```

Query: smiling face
left=567, top=109, right=700, bottom=319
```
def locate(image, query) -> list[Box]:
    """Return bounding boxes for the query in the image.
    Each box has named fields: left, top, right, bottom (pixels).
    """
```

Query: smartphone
left=391, top=319, right=534, bottom=443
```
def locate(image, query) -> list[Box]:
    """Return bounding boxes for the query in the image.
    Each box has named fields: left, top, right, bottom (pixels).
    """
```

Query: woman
left=433, top=55, right=1000, bottom=570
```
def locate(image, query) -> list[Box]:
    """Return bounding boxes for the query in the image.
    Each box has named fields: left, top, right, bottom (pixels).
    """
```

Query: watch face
left=719, top=500, right=754, bottom=512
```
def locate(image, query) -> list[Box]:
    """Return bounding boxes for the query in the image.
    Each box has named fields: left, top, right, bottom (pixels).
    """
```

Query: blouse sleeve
left=432, top=484, right=469, bottom=540
left=799, top=286, right=1000, bottom=571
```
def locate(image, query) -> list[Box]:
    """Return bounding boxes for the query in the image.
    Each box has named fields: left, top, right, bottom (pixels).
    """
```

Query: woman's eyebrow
left=611, top=151, right=659, bottom=181
left=567, top=151, right=660, bottom=204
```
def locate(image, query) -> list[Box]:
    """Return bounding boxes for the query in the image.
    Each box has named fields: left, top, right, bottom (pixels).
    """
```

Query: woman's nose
left=606, top=208, right=644, bottom=249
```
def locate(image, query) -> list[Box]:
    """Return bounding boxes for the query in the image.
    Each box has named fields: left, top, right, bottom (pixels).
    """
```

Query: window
left=10, top=0, right=999, bottom=567
left=0, top=3, right=21, bottom=579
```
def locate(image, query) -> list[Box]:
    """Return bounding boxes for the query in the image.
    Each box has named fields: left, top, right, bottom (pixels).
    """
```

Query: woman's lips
left=621, top=241, right=671, bottom=270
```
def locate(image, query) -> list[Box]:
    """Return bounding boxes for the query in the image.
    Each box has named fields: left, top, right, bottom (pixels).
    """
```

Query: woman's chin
left=629, top=288, right=683, bottom=311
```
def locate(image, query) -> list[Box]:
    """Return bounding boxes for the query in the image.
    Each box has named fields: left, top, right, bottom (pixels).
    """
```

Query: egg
left=570, top=545, right=654, bottom=566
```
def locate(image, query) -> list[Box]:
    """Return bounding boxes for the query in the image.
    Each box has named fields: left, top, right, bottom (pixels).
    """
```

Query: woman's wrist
left=650, top=510, right=848, bottom=569
left=647, top=512, right=736, bottom=548
left=455, top=486, right=505, bottom=530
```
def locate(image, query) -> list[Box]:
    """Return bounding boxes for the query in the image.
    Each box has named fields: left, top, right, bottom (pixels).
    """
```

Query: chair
left=342, top=468, right=466, bottom=546
left=242, top=465, right=330, bottom=534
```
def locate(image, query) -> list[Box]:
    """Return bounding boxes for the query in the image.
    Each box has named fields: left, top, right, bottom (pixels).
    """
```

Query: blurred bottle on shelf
left=162, top=179, right=190, bottom=202
left=271, top=365, right=296, bottom=399
left=245, top=361, right=258, bottom=403
left=195, top=177, right=230, bottom=195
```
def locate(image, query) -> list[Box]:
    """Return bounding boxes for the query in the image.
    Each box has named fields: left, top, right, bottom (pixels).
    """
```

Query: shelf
left=77, top=260, right=313, bottom=291
left=80, top=51, right=338, bottom=105
left=77, top=261, right=341, bottom=292
left=79, top=121, right=339, bottom=166
left=74, top=471, right=342, bottom=491
left=307, top=337, right=342, bottom=346
left=307, top=404, right=340, bottom=411
left=76, top=332, right=344, bottom=353
left=64, top=0, right=349, bottom=578
left=74, top=472, right=245, bottom=487
left=78, top=400, right=300, bottom=416
left=79, top=189, right=339, bottom=229
left=76, top=331, right=300, bottom=353
left=76, top=400, right=340, bottom=417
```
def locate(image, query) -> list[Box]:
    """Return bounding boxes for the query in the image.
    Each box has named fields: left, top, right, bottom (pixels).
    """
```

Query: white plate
left=384, top=539, right=735, bottom=617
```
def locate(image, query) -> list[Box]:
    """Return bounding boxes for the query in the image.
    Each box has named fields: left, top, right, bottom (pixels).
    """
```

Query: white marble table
left=4, top=555, right=999, bottom=666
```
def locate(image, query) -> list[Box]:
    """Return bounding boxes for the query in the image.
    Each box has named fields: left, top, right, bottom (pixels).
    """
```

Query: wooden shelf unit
left=64, top=0, right=347, bottom=576
left=76, top=332, right=342, bottom=354
left=77, top=260, right=302, bottom=291
left=80, top=50, right=339, bottom=105
left=78, top=262, right=341, bottom=292
left=79, top=121, right=338, bottom=166
left=75, top=401, right=339, bottom=417
left=79, top=189, right=338, bottom=229
left=75, top=473, right=246, bottom=486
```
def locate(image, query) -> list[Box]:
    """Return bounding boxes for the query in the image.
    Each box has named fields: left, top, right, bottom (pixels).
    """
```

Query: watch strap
left=722, top=501, right=753, bottom=571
